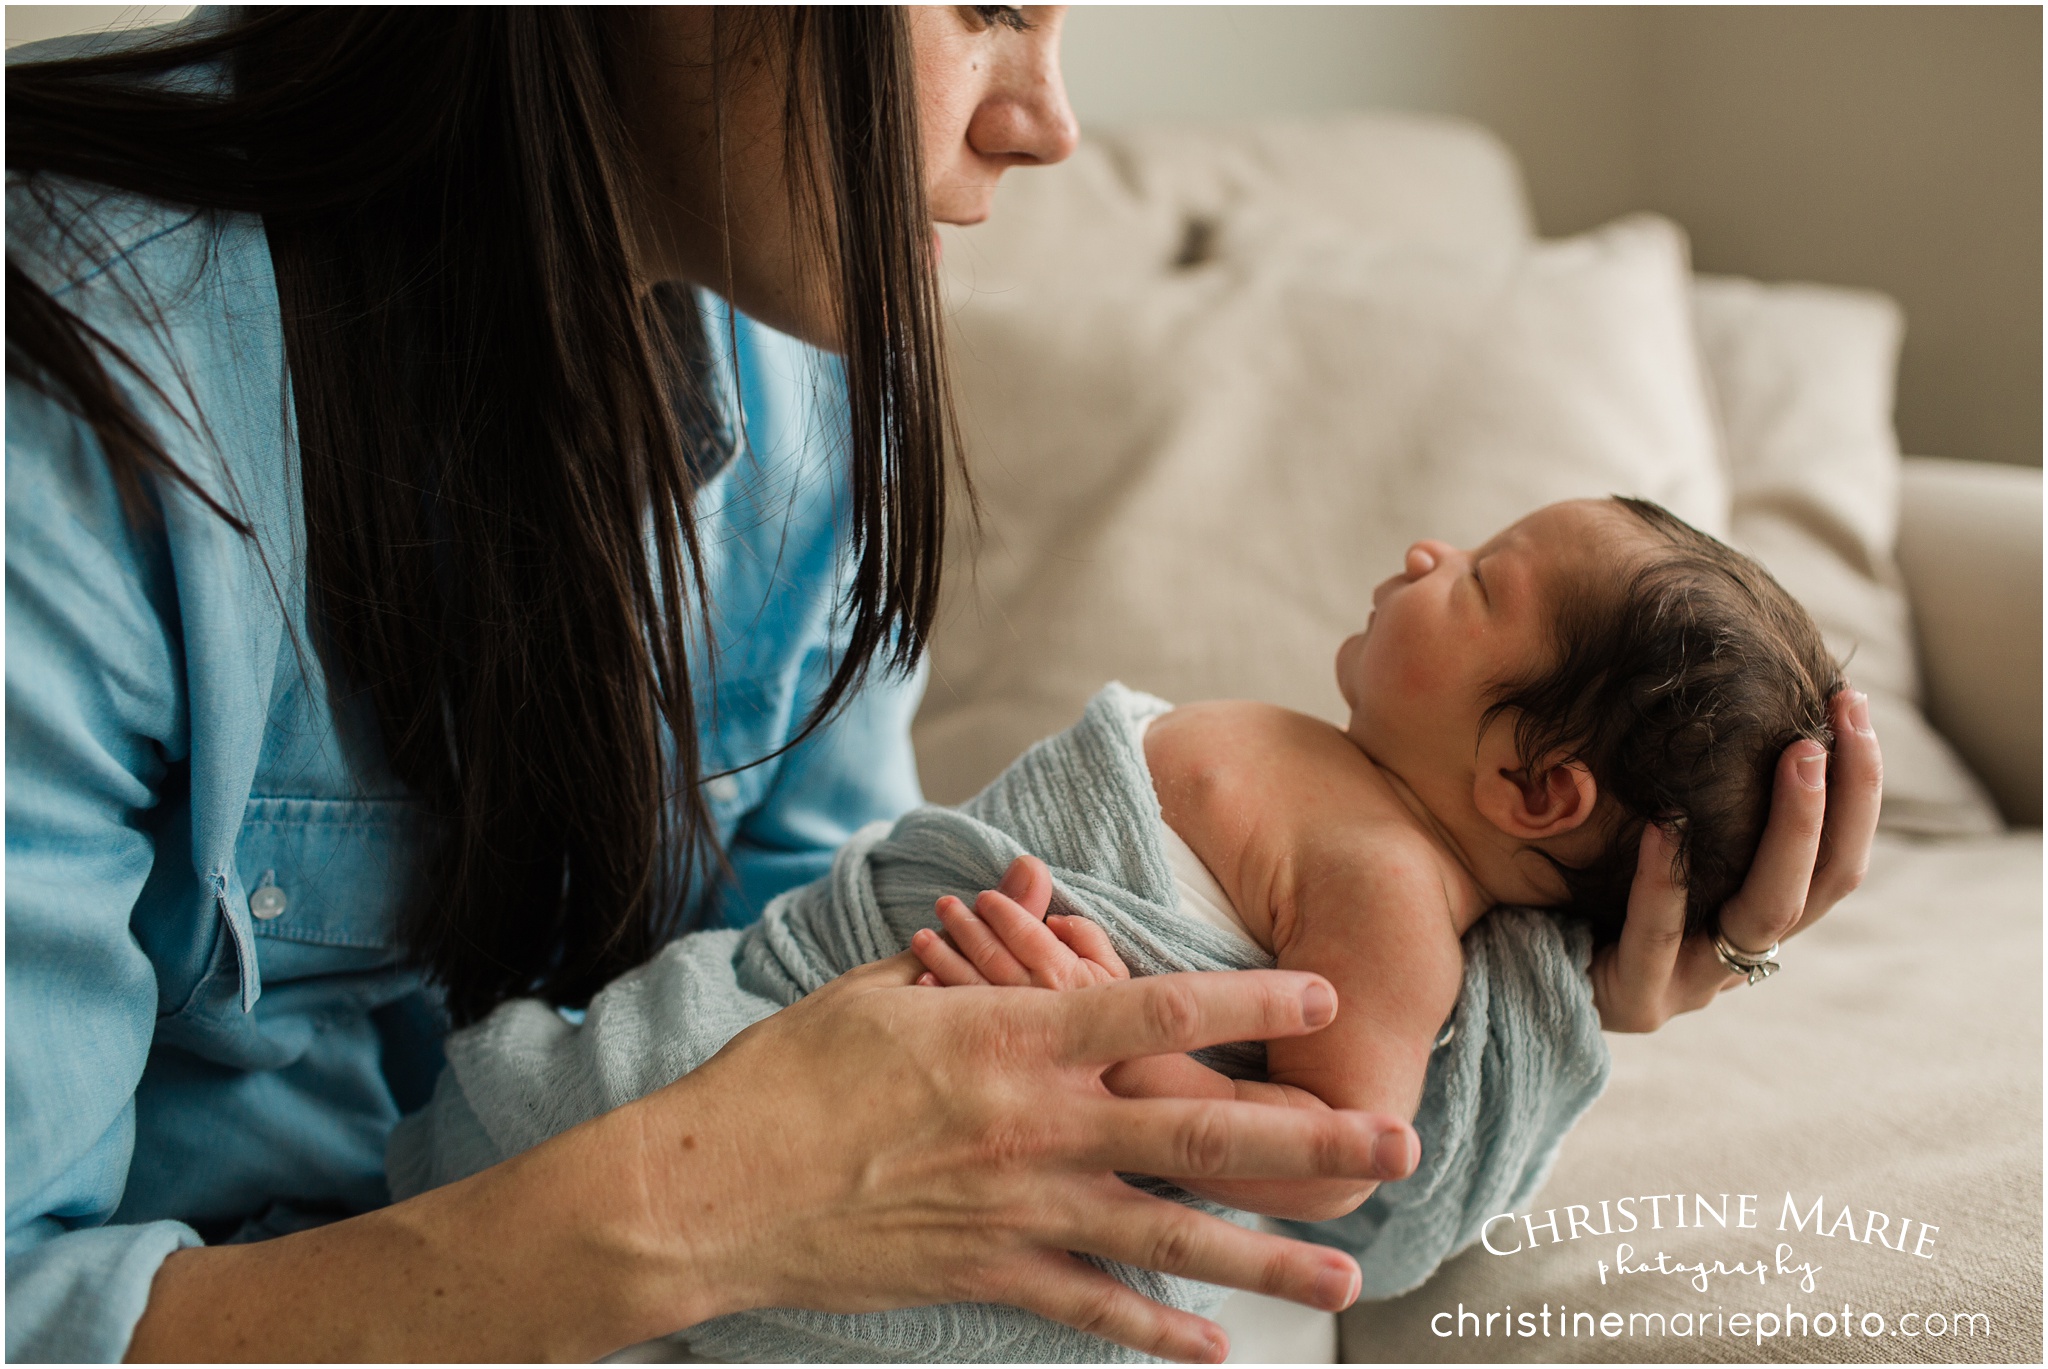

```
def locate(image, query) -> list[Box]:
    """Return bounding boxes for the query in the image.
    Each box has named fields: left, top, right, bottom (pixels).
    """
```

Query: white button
left=705, top=775, right=740, bottom=804
left=249, top=872, right=289, bottom=921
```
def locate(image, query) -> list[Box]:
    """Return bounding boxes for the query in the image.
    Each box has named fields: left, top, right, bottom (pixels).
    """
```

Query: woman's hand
left=614, top=948, right=1411, bottom=1361
left=908, top=866, right=1416, bottom=1224
left=1592, top=687, right=1882, bottom=1031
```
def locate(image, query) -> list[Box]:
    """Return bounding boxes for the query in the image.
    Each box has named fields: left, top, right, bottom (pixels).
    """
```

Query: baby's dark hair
left=1484, top=497, right=1844, bottom=943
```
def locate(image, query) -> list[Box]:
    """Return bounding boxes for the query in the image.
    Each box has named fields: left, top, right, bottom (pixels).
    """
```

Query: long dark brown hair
left=7, top=8, right=955, bottom=1024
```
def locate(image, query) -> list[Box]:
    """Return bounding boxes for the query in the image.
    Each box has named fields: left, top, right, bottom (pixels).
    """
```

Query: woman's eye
left=968, top=5, right=1032, bottom=32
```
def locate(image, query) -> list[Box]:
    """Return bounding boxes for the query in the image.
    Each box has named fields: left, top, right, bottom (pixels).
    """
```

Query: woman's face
left=626, top=6, right=1077, bottom=349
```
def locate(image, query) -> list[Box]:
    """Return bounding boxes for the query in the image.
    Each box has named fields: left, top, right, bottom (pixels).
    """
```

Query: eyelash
left=971, top=5, right=1033, bottom=32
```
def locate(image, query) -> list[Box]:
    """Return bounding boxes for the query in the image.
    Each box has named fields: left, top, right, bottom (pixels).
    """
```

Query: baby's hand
left=912, top=886, right=1130, bottom=990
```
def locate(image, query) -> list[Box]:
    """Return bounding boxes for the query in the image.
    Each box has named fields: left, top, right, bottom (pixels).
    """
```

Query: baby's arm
left=912, top=889, right=1423, bottom=1221
left=1256, top=846, right=1466, bottom=1213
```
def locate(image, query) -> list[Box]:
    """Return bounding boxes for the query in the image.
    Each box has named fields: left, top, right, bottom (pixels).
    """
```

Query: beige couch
left=919, top=114, right=2041, bottom=1363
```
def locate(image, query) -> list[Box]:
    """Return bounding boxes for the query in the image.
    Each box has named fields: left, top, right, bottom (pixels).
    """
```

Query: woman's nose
left=969, top=23, right=1080, bottom=166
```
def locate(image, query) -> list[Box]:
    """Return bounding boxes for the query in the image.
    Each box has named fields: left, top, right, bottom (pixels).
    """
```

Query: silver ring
left=1713, top=933, right=1781, bottom=986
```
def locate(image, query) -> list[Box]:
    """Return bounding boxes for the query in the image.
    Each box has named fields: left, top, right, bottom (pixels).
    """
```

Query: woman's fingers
left=1056, top=970, right=1337, bottom=1067
left=1054, top=1182, right=1363, bottom=1316
left=1069, top=1093, right=1404, bottom=1187
left=1717, top=738, right=1828, bottom=954
left=1807, top=688, right=1881, bottom=917
left=936, top=896, right=1036, bottom=986
left=1001, top=1252, right=1230, bottom=1363
left=1597, top=690, right=1882, bottom=1031
left=1594, top=823, right=1692, bottom=1031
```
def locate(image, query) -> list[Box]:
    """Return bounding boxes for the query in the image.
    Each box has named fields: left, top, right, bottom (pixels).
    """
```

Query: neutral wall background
left=11, top=5, right=2040, bottom=466
left=1061, top=5, right=2043, bottom=469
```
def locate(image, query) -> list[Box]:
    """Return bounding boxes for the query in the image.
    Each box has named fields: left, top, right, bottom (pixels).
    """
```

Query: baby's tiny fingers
left=1049, top=915, right=1130, bottom=980
left=938, top=896, right=1036, bottom=987
left=976, top=889, right=1098, bottom=988
left=997, top=854, right=1056, bottom=919
left=912, top=925, right=992, bottom=987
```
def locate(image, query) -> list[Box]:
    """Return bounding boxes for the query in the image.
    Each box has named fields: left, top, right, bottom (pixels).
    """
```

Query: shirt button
left=249, top=871, right=289, bottom=921
left=705, top=775, right=740, bottom=804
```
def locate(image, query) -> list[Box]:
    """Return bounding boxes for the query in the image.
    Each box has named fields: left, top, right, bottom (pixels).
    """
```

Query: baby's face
left=1335, top=500, right=1634, bottom=792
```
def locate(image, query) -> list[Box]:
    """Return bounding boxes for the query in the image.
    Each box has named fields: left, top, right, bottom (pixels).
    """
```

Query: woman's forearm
left=131, top=956, right=1402, bottom=1364
left=126, top=1102, right=718, bottom=1362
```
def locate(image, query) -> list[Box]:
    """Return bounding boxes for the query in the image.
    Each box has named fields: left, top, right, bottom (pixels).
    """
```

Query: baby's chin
left=1333, top=629, right=1370, bottom=705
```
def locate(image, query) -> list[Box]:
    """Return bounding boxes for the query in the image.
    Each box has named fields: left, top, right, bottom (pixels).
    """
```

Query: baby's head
left=1338, top=497, right=1842, bottom=941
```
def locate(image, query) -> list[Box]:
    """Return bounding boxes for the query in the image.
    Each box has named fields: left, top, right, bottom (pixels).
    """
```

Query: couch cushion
left=939, top=112, right=1534, bottom=302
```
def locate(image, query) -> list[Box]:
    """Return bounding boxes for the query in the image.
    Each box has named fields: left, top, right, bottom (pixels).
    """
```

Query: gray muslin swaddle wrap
left=386, top=683, right=1611, bottom=1362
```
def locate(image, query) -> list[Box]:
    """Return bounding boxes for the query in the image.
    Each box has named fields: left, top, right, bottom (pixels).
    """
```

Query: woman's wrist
left=521, top=1079, right=761, bottom=1350
left=125, top=1095, right=736, bottom=1362
left=403, top=1084, right=761, bottom=1357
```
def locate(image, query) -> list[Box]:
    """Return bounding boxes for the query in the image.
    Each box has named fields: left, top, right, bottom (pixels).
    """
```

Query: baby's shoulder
left=1151, top=698, right=1328, bottom=747
left=1145, top=700, right=1349, bottom=804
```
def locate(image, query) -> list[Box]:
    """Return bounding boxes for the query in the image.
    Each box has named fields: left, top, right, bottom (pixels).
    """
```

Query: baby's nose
left=1404, top=543, right=1441, bottom=580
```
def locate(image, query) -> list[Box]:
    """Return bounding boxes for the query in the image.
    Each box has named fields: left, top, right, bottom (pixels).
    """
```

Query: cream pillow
left=918, top=213, right=1727, bottom=802
left=935, top=112, right=1534, bottom=303
left=1690, top=276, right=2002, bottom=835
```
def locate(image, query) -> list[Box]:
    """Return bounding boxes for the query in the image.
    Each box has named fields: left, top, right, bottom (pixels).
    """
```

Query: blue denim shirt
left=5, top=180, right=926, bottom=1361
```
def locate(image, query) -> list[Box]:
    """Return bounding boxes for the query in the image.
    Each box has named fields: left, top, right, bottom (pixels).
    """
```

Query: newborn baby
left=911, top=496, right=1842, bottom=1222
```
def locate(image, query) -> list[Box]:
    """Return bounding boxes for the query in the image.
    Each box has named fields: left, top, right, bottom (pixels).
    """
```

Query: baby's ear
left=1473, top=723, right=1599, bottom=841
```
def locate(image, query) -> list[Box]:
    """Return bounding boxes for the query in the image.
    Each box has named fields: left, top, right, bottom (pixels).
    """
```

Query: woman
left=5, top=7, right=1880, bottom=1363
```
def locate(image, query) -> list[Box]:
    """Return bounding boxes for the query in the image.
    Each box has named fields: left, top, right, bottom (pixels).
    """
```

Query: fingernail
left=1850, top=690, right=1873, bottom=737
left=1374, top=1128, right=1416, bottom=1178
left=1795, top=746, right=1826, bottom=789
left=1315, top=1264, right=1360, bottom=1311
left=1200, top=1327, right=1229, bottom=1362
left=1302, top=982, right=1336, bottom=1028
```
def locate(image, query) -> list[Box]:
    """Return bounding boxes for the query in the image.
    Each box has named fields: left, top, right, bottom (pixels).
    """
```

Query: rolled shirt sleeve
left=6, top=385, right=205, bottom=1361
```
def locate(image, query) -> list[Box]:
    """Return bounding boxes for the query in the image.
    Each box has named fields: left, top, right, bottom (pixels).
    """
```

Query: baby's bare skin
left=913, top=503, right=1682, bottom=1221
left=912, top=702, right=1489, bottom=1223
left=1137, top=701, right=1479, bottom=1219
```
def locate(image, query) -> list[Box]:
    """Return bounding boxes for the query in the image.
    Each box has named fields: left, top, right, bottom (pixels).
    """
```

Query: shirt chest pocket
left=154, top=797, right=429, bottom=1067
left=233, top=797, right=428, bottom=961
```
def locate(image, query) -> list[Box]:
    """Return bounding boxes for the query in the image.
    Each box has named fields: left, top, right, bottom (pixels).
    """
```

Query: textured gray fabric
left=387, top=683, right=1610, bottom=1361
